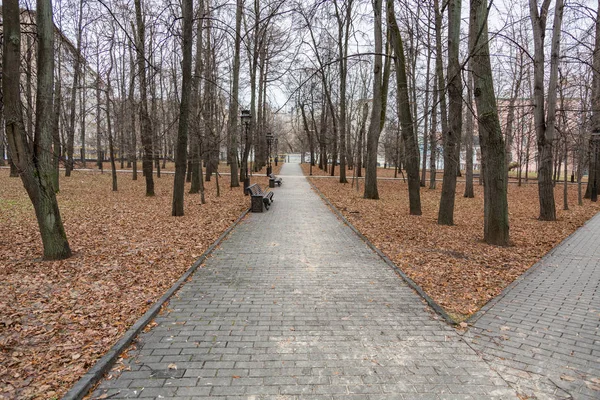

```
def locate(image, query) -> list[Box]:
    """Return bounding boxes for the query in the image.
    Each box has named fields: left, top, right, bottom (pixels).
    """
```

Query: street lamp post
left=266, top=133, right=274, bottom=176
left=240, top=110, right=251, bottom=194
left=592, top=129, right=600, bottom=202
left=309, top=130, right=314, bottom=176
left=274, top=138, right=278, bottom=166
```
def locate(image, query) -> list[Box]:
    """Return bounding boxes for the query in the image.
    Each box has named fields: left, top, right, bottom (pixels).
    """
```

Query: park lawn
left=309, top=176, right=600, bottom=321
left=0, top=169, right=255, bottom=399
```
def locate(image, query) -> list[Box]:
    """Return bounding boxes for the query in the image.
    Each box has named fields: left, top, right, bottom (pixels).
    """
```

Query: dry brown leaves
left=309, top=176, right=600, bottom=321
left=0, top=169, right=259, bottom=399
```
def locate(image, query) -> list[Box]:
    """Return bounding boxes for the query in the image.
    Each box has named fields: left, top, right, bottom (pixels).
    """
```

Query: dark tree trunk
left=530, top=0, right=563, bottom=220
left=227, top=0, right=242, bottom=187
left=469, top=0, right=509, bottom=246
left=135, top=0, right=155, bottom=196
left=172, top=0, right=193, bottom=216
left=66, top=0, right=84, bottom=177
left=364, top=0, right=383, bottom=200
left=3, top=0, right=72, bottom=259
left=464, top=69, right=475, bottom=198
left=430, top=79, right=438, bottom=190
left=106, top=73, right=118, bottom=192
left=438, top=0, right=461, bottom=225
left=52, top=78, right=61, bottom=193
left=387, top=0, right=421, bottom=215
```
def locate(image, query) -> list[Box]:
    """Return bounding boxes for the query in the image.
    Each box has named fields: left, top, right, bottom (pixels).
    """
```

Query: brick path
left=90, top=162, right=598, bottom=399
left=464, top=214, right=600, bottom=400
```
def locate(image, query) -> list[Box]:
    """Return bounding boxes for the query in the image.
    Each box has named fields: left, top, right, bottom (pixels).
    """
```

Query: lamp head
left=240, top=109, right=251, bottom=125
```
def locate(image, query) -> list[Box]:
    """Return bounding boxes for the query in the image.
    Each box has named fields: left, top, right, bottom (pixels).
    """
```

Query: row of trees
left=288, top=0, right=600, bottom=246
left=2, top=0, right=599, bottom=259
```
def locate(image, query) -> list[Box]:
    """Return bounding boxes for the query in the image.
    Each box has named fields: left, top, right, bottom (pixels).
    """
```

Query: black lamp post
left=309, top=130, right=314, bottom=176
left=592, top=129, right=600, bottom=202
left=266, top=133, right=274, bottom=176
left=274, top=138, right=279, bottom=166
left=241, top=110, right=251, bottom=193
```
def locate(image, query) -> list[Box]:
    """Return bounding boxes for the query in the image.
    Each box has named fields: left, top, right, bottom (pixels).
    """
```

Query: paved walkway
left=90, top=163, right=599, bottom=399
left=464, top=213, right=600, bottom=400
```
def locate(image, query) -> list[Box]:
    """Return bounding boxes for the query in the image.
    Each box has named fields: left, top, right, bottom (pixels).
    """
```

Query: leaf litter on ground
left=0, top=168, right=272, bottom=399
left=304, top=165, right=599, bottom=322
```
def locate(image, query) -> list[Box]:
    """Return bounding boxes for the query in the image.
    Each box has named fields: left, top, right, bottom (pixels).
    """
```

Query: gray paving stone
left=465, top=212, right=600, bottom=399
left=91, top=164, right=515, bottom=399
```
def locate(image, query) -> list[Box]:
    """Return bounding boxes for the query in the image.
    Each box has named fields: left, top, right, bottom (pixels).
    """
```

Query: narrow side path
left=465, top=213, right=600, bottom=400
left=92, top=163, right=515, bottom=399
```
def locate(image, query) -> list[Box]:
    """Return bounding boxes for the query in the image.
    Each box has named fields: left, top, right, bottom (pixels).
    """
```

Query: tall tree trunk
left=387, top=0, right=421, bottom=215
left=3, top=0, right=72, bottom=259
left=464, top=69, right=475, bottom=198
left=129, top=52, right=138, bottom=180
left=96, top=51, right=103, bottom=173
left=172, top=0, right=193, bottom=216
left=430, top=79, right=438, bottom=190
left=80, top=69, right=87, bottom=167
left=434, top=0, right=449, bottom=138
left=227, top=0, right=242, bottom=187
left=106, top=70, right=118, bottom=192
left=421, top=41, right=432, bottom=187
left=134, top=0, right=155, bottom=196
left=588, top=0, right=600, bottom=199
left=52, top=76, right=62, bottom=193
left=334, top=0, right=352, bottom=184
left=530, top=0, right=562, bottom=220
left=469, top=0, right=509, bottom=246
left=66, top=0, right=84, bottom=177
left=438, top=0, right=461, bottom=225
left=364, top=0, right=383, bottom=199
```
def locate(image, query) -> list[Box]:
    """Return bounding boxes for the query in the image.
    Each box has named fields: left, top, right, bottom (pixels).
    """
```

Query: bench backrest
left=247, top=184, right=265, bottom=196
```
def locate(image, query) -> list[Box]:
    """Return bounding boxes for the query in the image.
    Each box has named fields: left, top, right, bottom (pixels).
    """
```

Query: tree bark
left=106, top=73, right=118, bottom=192
left=530, top=0, right=562, bottom=220
left=364, top=0, right=383, bottom=200
left=430, top=79, right=438, bottom=190
left=438, top=0, right=461, bottom=225
left=3, top=0, right=72, bottom=259
left=588, top=0, right=600, bottom=198
left=134, top=0, right=155, bottom=196
left=387, top=0, right=421, bottom=215
left=66, top=0, right=84, bottom=177
left=464, top=69, right=475, bottom=198
left=227, top=0, right=242, bottom=187
left=172, top=0, right=194, bottom=216
left=469, top=0, right=509, bottom=246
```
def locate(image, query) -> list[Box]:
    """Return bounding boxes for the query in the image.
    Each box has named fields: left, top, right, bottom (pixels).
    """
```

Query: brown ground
left=302, top=163, right=588, bottom=183
left=306, top=170, right=599, bottom=321
left=0, top=168, right=272, bottom=399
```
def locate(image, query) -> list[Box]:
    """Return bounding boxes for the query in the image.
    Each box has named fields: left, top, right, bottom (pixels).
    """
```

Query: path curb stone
left=61, top=208, right=250, bottom=400
left=307, top=178, right=457, bottom=325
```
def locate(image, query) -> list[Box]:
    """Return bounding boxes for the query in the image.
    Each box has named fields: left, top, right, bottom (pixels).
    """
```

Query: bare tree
left=387, top=0, right=421, bottom=215
left=364, top=0, right=383, bottom=199
left=529, top=0, right=564, bottom=220
left=134, top=0, right=155, bottom=196
left=3, top=0, right=72, bottom=259
left=172, top=0, right=194, bottom=216
left=227, top=0, right=243, bottom=188
left=469, top=0, right=509, bottom=245
left=438, top=0, right=462, bottom=225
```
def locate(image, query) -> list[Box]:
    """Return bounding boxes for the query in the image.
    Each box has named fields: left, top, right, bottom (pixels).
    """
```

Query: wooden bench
left=246, top=183, right=274, bottom=212
left=268, top=173, right=283, bottom=187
